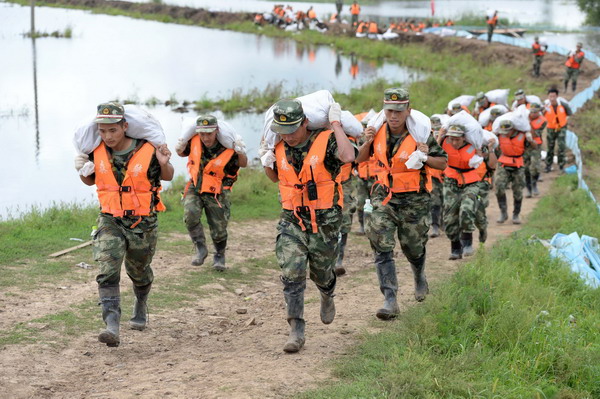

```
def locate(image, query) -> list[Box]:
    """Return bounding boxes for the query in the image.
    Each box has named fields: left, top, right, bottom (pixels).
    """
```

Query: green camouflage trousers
left=183, top=189, right=231, bottom=244
left=276, top=208, right=341, bottom=287
left=431, top=178, right=443, bottom=208
left=533, top=55, right=543, bottom=76
left=442, top=179, right=479, bottom=242
left=340, top=176, right=358, bottom=234
left=94, top=214, right=157, bottom=287
left=355, top=177, right=373, bottom=211
left=366, top=191, right=430, bottom=262
left=495, top=165, right=526, bottom=201
left=474, top=180, right=491, bottom=234
left=524, top=146, right=542, bottom=180
left=545, top=127, right=567, bottom=169
left=564, top=67, right=581, bottom=86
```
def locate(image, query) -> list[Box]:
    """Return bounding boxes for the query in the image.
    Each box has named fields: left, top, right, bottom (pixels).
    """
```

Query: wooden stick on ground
left=48, top=240, right=93, bottom=258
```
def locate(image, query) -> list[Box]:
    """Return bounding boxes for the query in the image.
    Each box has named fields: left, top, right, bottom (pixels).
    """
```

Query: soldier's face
left=548, top=92, right=558, bottom=104
left=529, top=110, right=540, bottom=119
left=98, top=121, right=129, bottom=149
left=447, top=136, right=465, bottom=149
left=200, top=130, right=218, bottom=147
left=281, top=119, right=309, bottom=147
left=384, top=108, right=410, bottom=130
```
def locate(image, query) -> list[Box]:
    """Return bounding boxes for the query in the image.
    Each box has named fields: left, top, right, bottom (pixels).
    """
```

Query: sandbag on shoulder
left=442, top=110, right=484, bottom=149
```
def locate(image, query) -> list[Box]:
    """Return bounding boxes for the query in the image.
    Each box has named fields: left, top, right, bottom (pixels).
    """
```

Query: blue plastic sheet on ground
left=549, top=233, right=600, bottom=288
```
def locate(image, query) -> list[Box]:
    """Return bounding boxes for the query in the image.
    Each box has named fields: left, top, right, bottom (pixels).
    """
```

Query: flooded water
left=131, top=0, right=586, bottom=30
left=0, top=3, right=422, bottom=218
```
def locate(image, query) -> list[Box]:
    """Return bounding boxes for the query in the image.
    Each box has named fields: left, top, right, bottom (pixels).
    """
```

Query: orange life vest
left=356, top=21, right=367, bottom=33
left=498, top=132, right=526, bottom=168
left=529, top=115, right=547, bottom=145
left=371, top=124, right=432, bottom=206
left=94, top=142, right=165, bottom=222
left=532, top=42, right=545, bottom=56
left=186, top=135, right=237, bottom=197
left=477, top=102, right=497, bottom=115
left=544, top=103, right=568, bottom=129
left=565, top=50, right=585, bottom=69
left=442, top=139, right=483, bottom=186
left=308, top=9, right=316, bottom=19
left=275, top=130, right=340, bottom=233
left=368, top=22, right=378, bottom=34
left=336, top=136, right=357, bottom=184
left=487, top=15, right=498, bottom=26
left=350, top=3, right=360, bottom=15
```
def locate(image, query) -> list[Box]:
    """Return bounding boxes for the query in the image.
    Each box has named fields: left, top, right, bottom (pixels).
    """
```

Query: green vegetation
left=302, top=175, right=600, bottom=398
left=577, top=0, right=600, bottom=25
left=24, top=25, right=72, bottom=38
left=568, top=97, right=600, bottom=197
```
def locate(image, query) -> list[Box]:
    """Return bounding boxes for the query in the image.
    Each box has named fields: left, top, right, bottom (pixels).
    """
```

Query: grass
left=569, top=97, right=600, bottom=197
left=23, top=25, right=72, bottom=38
left=301, top=175, right=600, bottom=398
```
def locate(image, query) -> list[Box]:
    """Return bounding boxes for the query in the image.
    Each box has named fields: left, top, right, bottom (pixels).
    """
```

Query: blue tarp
left=549, top=233, right=600, bottom=288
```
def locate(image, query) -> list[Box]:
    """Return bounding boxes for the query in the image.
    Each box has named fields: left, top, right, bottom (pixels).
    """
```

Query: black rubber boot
left=479, top=228, right=487, bottom=243
left=564, top=80, right=568, bottom=92
left=374, top=251, right=399, bottom=320
left=98, top=286, right=121, bottom=347
left=449, top=240, right=463, bottom=260
left=496, top=193, right=508, bottom=223
left=335, top=233, right=348, bottom=276
left=189, top=226, right=208, bottom=266
left=357, top=209, right=365, bottom=235
left=430, top=205, right=441, bottom=238
left=512, top=199, right=522, bottom=225
left=525, top=173, right=532, bottom=198
left=532, top=178, right=540, bottom=196
left=460, top=232, right=474, bottom=257
left=282, top=278, right=306, bottom=353
left=573, top=81, right=577, bottom=92
left=129, top=283, right=151, bottom=331
left=212, top=240, right=227, bottom=271
left=409, top=253, right=429, bottom=302
left=317, top=275, right=336, bottom=325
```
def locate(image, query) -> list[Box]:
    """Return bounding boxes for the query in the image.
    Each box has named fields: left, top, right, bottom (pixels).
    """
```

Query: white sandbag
left=340, top=110, right=364, bottom=137
left=285, top=24, right=298, bottom=32
left=447, top=95, right=474, bottom=111
left=482, top=128, right=499, bottom=149
left=430, top=113, right=450, bottom=126
left=361, top=109, right=377, bottom=125
left=492, top=109, right=531, bottom=134
left=382, top=31, right=399, bottom=40
left=478, top=104, right=508, bottom=127
left=544, top=97, right=570, bottom=110
left=511, top=95, right=542, bottom=110
left=367, top=109, right=431, bottom=143
left=485, top=89, right=509, bottom=107
left=180, top=117, right=239, bottom=149
left=442, top=110, right=484, bottom=149
left=356, top=32, right=367, bottom=38
left=73, top=104, right=165, bottom=155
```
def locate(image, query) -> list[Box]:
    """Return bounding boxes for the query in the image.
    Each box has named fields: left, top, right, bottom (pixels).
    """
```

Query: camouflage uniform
left=545, top=127, right=568, bottom=170
left=564, top=44, right=584, bottom=92
left=474, top=179, right=491, bottom=241
left=340, top=175, right=358, bottom=234
left=495, top=165, right=525, bottom=201
left=442, top=178, right=479, bottom=242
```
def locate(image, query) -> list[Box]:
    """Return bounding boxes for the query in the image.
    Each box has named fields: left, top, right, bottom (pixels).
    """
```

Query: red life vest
left=186, top=135, right=237, bottom=197
left=94, top=142, right=165, bottom=222
left=442, top=139, right=483, bottom=186
left=498, top=132, right=526, bottom=168
left=371, top=124, right=432, bottom=206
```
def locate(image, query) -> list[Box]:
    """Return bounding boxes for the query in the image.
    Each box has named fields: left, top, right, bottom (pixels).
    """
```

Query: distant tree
left=577, top=0, right=600, bottom=25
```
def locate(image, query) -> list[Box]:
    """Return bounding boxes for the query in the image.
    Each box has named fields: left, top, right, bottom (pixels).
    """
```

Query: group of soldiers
left=75, top=80, right=572, bottom=352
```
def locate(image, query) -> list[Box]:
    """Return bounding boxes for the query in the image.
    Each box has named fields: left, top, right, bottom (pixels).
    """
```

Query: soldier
left=473, top=137, right=497, bottom=244
left=531, top=36, right=547, bottom=77
left=429, top=115, right=445, bottom=238
left=356, top=88, right=447, bottom=316
left=544, top=87, right=572, bottom=173
left=354, top=126, right=376, bottom=235
left=511, top=89, right=529, bottom=111
left=486, top=10, right=498, bottom=43
left=564, top=42, right=585, bottom=92
left=448, top=102, right=471, bottom=116
left=335, top=0, right=343, bottom=22
left=263, top=99, right=356, bottom=353
left=175, top=115, right=247, bottom=271
left=525, top=103, right=547, bottom=197
left=350, top=0, right=360, bottom=28
left=495, top=119, right=526, bottom=224
left=473, top=92, right=495, bottom=118
left=75, top=102, right=174, bottom=347
left=483, top=107, right=507, bottom=131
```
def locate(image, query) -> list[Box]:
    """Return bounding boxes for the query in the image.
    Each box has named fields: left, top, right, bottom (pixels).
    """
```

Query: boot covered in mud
left=449, top=240, right=463, bottom=260
left=335, top=233, right=348, bottom=276
left=479, top=228, right=487, bottom=244
left=409, top=253, right=429, bottom=302
left=213, top=240, right=227, bottom=271
left=512, top=199, right=522, bottom=225
left=374, top=251, right=399, bottom=320
left=460, top=232, right=474, bottom=257
left=282, top=278, right=306, bottom=353
left=496, top=193, right=508, bottom=223
left=129, top=283, right=151, bottom=331
left=98, top=286, right=121, bottom=347
left=317, top=275, right=336, bottom=324
left=189, top=226, right=208, bottom=266
left=357, top=209, right=366, bottom=235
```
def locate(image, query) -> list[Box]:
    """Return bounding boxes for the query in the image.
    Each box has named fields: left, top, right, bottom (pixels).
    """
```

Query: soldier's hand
left=156, top=144, right=171, bottom=165
left=363, top=126, right=376, bottom=143
left=416, top=142, right=429, bottom=154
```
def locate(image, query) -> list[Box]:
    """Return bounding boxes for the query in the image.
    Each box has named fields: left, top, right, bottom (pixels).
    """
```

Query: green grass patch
left=302, top=175, right=600, bottom=398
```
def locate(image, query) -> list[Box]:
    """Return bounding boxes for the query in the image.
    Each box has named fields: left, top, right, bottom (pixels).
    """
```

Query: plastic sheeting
left=548, top=233, right=600, bottom=288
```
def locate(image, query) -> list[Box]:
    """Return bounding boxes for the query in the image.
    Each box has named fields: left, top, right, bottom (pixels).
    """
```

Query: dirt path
left=0, top=169, right=559, bottom=399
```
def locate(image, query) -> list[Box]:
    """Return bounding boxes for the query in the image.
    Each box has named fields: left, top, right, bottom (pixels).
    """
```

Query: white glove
left=175, top=138, right=188, bottom=154
left=328, top=102, right=342, bottom=124
left=525, top=132, right=533, bottom=142
left=468, top=154, right=484, bottom=169
left=260, top=149, right=276, bottom=169
left=405, top=150, right=427, bottom=170
left=79, top=161, right=95, bottom=177
left=74, top=153, right=89, bottom=171
left=233, top=136, right=246, bottom=154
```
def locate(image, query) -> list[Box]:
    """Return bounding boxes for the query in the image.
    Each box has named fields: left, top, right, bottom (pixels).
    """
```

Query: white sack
left=482, top=128, right=499, bottom=149
left=492, top=108, right=530, bottom=134
left=468, top=154, right=484, bottom=169
left=442, top=110, right=484, bottom=149
left=510, top=95, right=542, bottom=110
left=430, top=113, right=450, bottom=126
left=361, top=109, right=377, bottom=125
left=485, top=89, right=509, bottom=107
left=367, top=109, right=431, bottom=143
left=180, top=117, right=240, bottom=149
left=447, top=95, right=475, bottom=111
left=478, top=104, right=508, bottom=127
left=544, top=97, right=570, bottom=110
left=340, top=110, right=364, bottom=137
left=73, top=104, right=165, bottom=155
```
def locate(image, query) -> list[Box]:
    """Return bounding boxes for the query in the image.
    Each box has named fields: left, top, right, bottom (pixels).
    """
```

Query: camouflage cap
left=271, top=99, right=305, bottom=135
left=499, top=119, right=514, bottom=133
left=450, top=103, right=462, bottom=115
left=490, top=107, right=505, bottom=116
left=515, top=89, right=525, bottom=100
left=195, top=115, right=219, bottom=133
left=529, top=102, right=543, bottom=112
left=95, top=102, right=125, bottom=124
left=446, top=124, right=466, bottom=137
left=383, top=88, right=410, bottom=111
left=475, top=91, right=485, bottom=101
left=430, top=115, right=441, bottom=128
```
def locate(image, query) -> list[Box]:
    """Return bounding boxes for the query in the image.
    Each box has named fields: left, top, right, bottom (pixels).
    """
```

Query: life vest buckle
left=295, top=206, right=310, bottom=213
left=294, top=184, right=304, bottom=190
left=123, top=210, right=136, bottom=216
left=120, top=186, right=132, bottom=192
